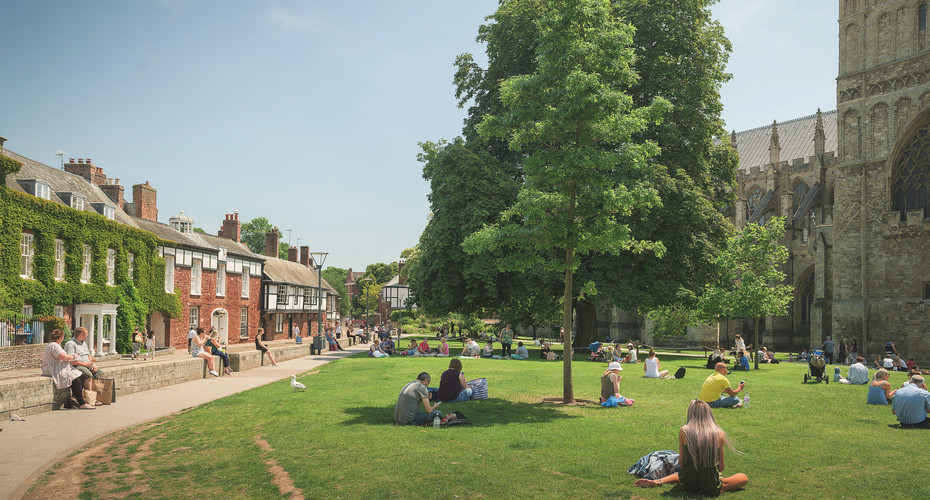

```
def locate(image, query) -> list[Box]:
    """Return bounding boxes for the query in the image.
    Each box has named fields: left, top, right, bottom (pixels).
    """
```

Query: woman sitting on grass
left=732, top=350, right=751, bottom=371
left=644, top=349, right=670, bottom=379
left=482, top=341, right=495, bottom=358
left=511, top=341, right=529, bottom=360
left=635, top=399, right=748, bottom=495
left=867, top=368, right=896, bottom=405
left=437, top=358, right=473, bottom=402
left=600, top=362, right=633, bottom=406
left=612, top=343, right=625, bottom=363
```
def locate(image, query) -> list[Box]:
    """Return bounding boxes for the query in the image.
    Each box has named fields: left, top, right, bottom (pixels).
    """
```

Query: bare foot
left=634, top=478, right=660, bottom=488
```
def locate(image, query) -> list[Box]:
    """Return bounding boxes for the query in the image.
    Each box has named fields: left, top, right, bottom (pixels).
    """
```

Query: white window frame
left=53, top=239, right=65, bottom=281
left=277, top=285, right=287, bottom=306
left=164, top=255, right=175, bottom=293
left=22, top=305, right=33, bottom=317
left=103, top=205, right=116, bottom=220
left=189, top=307, right=199, bottom=331
left=54, top=305, right=65, bottom=318
left=240, top=307, right=249, bottom=338
left=127, top=252, right=134, bottom=281
left=191, top=259, right=202, bottom=296
left=106, top=248, right=116, bottom=285
left=241, top=266, right=250, bottom=298
left=35, top=181, right=50, bottom=200
left=20, top=233, right=34, bottom=279
left=71, top=194, right=84, bottom=211
left=216, top=262, right=226, bottom=297
left=81, top=244, right=92, bottom=283
left=275, top=313, right=284, bottom=334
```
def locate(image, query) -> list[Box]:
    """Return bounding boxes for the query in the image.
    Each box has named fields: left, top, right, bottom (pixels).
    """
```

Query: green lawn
left=29, top=345, right=928, bottom=499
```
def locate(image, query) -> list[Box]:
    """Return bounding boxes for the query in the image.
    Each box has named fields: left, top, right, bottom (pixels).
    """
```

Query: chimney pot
left=87, top=158, right=91, bottom=164
left=69, top=158, right=75, bottom=163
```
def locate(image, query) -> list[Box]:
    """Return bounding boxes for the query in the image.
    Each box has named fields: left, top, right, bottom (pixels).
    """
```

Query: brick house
left=132, top=212, right=265, bottom=349
left=259, top=229, right=339, bottom=339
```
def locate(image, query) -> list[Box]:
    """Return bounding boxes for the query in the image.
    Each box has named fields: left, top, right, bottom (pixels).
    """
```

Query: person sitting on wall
left=325, top=329, right=344, bottom=351
left=356, top=327, right=369, bottom=344
left=206, top=328, right=232, bottom=376
left=254, top=328, right=278, bottom=367
left=64, top=327, right=104, bottom=405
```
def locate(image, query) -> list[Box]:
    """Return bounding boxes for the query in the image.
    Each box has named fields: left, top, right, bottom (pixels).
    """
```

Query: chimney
left=130, top=181, right=158, bottom=222
left=64, top=157, right=107, bottom=185
left=0, top=135, right=6, bottom=152
left=218, top=212, right=241, bottom=242
left=265, top=228, right=280, bottom=258
left=288, top=246, right=298, bottom=262
left=300, top=246, right=310, bottom=267
left=100, top=178, right=125, bottom=209
left=398, top=258, right=406, bottom=285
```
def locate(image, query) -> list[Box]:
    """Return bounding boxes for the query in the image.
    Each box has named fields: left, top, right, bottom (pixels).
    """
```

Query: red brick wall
left=0, top=344, right=45, bottom=370
left=166, top=266, right=261, bottom=350
left=261, top=312, right=321, bottom=340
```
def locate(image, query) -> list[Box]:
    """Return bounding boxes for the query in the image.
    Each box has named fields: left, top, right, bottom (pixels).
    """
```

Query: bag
left=94, top=378, right=116, bottom=403
left=546, top=351, right=557, bottom=361
left=628, top=450, right=680, bottom=480
left=84, top=390, right=97, bottom=406
left=675, top=367, right=686, bottom=379
left=467, top=378, right=488, bottom=400
left=329, top=344, right=337, bottom=351
left=133, top=333, right=143, bottom=343
left=440, top=411, right=473, bottom=426
left=601, top=395, right=626, bottom=407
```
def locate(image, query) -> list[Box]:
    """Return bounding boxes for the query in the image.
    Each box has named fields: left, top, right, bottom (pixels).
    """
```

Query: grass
left=27, top=344, right=930, bottom=499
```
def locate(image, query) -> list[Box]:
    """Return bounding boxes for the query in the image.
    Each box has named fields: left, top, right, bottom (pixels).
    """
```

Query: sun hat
left=608, top=361, right=623, bottom=371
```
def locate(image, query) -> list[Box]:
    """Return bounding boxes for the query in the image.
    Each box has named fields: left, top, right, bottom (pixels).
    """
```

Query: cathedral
left=608, top=0, right=930, bottom=360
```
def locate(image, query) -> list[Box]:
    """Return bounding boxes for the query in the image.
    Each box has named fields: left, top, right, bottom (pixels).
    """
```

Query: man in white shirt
left=64, top=327, right=103, bottom=392
left=292, top=325, right=300, bottom=342
left=841, top=356, right=870, bottom=385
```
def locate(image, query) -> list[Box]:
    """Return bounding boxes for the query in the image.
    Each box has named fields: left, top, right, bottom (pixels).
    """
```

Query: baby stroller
left=804, top=349, right=829, bottom=384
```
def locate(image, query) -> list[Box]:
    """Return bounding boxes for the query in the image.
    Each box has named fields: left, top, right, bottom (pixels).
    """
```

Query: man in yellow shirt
left=699, top=362, right=745, bottom=408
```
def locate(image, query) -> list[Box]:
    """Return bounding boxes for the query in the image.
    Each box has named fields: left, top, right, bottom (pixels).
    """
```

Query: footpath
left=0, top=339, right=372, bottom=500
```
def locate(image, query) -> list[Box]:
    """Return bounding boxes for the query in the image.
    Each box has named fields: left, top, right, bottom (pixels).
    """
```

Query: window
left=746, top=188, right=764, bottom=221
left=275, top=313, right=284, bottom=333
left=924, top=282, right=930, bottom=300
left=216, top=263, right=226, bottom=296
left=71, top=194, right=84, bottom=211
left=241, top=266, right=250, bottom=298
left=921, top=4, right=927, bottom=31
left=34, top=181, right=50, bottom=200
left=54, top=305, right=65, bottom=318
left=303, top=288, right=312, bottom=308
left=240, top=307, right=249, bottom=338
left=191, top=259, right=202, bottom=295
left=277, top=285, right=287, bottom=306
left=792, top=182, right=809, bottom=215
left=127, top=252, right=134, bottom=281
left=81, top=244, right=92, bottom=283
left=106, top=248, right=116, bottom=285
left=891, top=120, right=930, bottom=220
left=20, top=233, right=34, bottom=279
left=103, top=205, right=115, bottom=220
left=22, top=305, right=33, bottom=317
left=53, top=239, right=65, bottom=280
left=164, top=255, right=175, bottom=293
left=189, top=307, right=199, bottom=331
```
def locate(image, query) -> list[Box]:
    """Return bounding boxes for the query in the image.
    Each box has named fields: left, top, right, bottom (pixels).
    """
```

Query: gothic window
left=920, top=4, right=927, bottom=31
left=793, top=182, right=809, bottom=215
left=798, top=271, right=815, bottom=328
left=891, top=120, right=930, bottom=220
left=746, top=187, right=764, bottom=221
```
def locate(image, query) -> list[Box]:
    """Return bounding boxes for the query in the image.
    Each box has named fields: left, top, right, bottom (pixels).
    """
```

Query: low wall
left=0, top=344, right=45, bottom=370
left=229, top=344, right=311, bottom=372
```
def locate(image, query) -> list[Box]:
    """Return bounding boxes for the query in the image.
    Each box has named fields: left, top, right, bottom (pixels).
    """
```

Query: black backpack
left=675, top=367, right=686, bottom=379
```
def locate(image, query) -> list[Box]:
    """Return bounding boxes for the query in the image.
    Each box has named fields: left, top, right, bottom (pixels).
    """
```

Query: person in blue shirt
left=892, top=374, right=930, bottom=428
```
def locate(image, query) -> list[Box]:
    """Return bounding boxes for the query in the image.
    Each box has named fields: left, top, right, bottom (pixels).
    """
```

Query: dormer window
left=169, top=211, right=194, bottom=234
left=103, top=205, right=115, bottom=220
left=71, top=194, right=84, bottom=211
left=34, top=181, right=50, bottom=200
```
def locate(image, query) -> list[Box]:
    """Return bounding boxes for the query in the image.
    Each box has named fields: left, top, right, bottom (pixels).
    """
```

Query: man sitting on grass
left=699, top=363, right=745, bottom=408
left=840, top=356, right=870, bottom=385
left=394, top=372, right=443, bottom=426
left=891, top=374, right=930, bottom=428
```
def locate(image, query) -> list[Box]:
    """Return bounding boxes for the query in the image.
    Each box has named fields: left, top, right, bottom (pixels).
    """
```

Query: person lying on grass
left=634, top=399, right=748, bottom=495
left=394, top=372, right=443, bottom=426
left=699, top=363, right=745, bottom=408
left=601, top=362, right=634, bottom=406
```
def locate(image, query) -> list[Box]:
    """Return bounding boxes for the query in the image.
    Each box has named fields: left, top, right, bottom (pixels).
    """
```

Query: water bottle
left=743, top=392, right=749, bottom=409
left=433, top=416, right=440, bottom=429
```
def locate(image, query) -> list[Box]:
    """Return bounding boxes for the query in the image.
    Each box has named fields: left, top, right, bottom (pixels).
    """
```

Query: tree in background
left=465, top=0, right=670, bottom=403
left=321, top=267, right=350, bottom=318
left=240, top=217, right=288, bottom=259
left=361, top=262, right=399, bottom=286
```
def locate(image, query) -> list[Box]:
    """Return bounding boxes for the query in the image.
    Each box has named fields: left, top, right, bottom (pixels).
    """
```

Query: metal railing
left=0, top=314, right=47, bottom=347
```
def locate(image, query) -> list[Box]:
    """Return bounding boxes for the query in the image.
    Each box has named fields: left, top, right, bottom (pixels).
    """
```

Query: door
left=212, top=309, right=228, bottom=344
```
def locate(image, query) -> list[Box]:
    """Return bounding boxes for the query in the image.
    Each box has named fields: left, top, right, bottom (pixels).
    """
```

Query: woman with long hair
left=635, top=400, right=748, bottom=495
left=867, top=368, right=895, bottom=405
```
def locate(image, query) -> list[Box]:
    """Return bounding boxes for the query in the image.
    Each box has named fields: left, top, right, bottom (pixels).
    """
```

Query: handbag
left=467, top=378, right=488, bottom=400
left=94, top=378, right=116, bottom=404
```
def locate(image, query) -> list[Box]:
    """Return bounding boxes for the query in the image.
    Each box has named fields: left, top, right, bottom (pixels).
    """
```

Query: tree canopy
left=241, top=217, right=288, bottom=259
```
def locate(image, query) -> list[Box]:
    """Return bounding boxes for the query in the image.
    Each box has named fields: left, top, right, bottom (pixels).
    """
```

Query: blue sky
left=1, top=1, right=838, bottom=270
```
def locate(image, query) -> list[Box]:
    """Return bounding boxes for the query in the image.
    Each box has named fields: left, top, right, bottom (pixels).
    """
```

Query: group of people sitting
left=459, top=338, right=531, bottom=359
left=393, top=358, right=477, bottom=426
left=706, top=347, right=753, bottom=371
left=589, top=341, right=640, bottom=364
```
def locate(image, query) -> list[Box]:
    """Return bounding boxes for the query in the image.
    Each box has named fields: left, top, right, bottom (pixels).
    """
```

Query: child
left=144, top=330, right=156, bottom=360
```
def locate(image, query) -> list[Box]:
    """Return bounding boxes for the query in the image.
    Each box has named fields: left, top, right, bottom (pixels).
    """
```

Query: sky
left=1, top=1, right=838, bottom=271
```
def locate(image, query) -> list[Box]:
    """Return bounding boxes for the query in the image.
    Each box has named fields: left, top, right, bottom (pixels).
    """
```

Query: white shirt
left=735, top=338, right=746, bottom=351
left=848, top=363, right=869, bottom=385
left=645, top=357, right=661, bottom=378
left=883, top=357, right=895, bottom=369
left=187, top=328, right=196, bottom=340
left=292, top=326, right=300, bottom=337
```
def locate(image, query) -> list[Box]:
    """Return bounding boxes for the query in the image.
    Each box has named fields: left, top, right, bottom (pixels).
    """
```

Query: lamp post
left=310, top=252, right=328, bottom=337
left=361, top=277, right=373, bottom=339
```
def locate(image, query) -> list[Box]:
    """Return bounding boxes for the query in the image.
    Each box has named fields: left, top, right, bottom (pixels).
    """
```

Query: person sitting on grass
left=634, top=399, right=748, bottom=495
left=587, top=341, right=602, bottom=361
left=394, top=372, right=443, bottom=426
left=415, top=339, right=431, bottom=357
left=540, top=341, right=552, bottom=360
left=437, top=358, right=473, bottom=403
left=482, top=341, right=495, bottom=358
left=883, top=354, right=895, bottom=370
left=867, top=368, right=896, bottom=405
left=381, top=337, right=395, bottom=356
left=601, top=361, right=634, bottom=406
left=644, top=349, right=670, bottom=379
left=369, top=341, right=388, bottom=358
left=400, top=339, right=417, bottom=356
left=699, top=363, right=745, bottom=408
left=732, top=350, right=751, bottom=371
left=461, top=338, right=480, bottom=358
left=894, top=355, right=908, bottom=371
left=706, top=347, right=725, bottom=369
left=511, top=341, right=529, bottom=360
left=907, top=358, right=919, bottom=371
left=611, top=343, right=625, bottom=364
left=438, top=339, right=450, bottom=357
left=624, top=342, right=639, bottom=364
left=840, top=356, right=870, bottom=385
left=891, top=374, right=930, bottom=428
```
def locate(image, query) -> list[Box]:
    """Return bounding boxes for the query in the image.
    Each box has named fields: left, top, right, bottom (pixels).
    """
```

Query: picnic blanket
left=627, top=450, right=680, bottom=480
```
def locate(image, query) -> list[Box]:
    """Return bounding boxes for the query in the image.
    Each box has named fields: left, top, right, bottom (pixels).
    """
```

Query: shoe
left=210, top=370, right=219, bottom=377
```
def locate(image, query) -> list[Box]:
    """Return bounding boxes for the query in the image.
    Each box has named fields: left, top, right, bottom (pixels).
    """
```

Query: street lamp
left=310, top=252, right=328, bottom=337
left=361, top=277, right=373, bottom=340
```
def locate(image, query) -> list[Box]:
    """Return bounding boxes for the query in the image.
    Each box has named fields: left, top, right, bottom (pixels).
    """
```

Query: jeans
left=708, top=396, right=741, bottom=408
left=449, top=388, right=473, bottom=402
left=502, top=342, right=512, bottom=357
left=213, top=350, right=230, bottom=368
left=406, top=410, right=443, bottom=426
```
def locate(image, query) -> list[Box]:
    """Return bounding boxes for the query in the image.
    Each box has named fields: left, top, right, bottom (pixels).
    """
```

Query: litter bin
left=312, top=335, right=327, bottom=353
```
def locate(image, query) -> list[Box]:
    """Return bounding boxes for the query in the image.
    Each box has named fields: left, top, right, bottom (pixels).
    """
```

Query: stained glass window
left=747, top=188, right=764, bottom=221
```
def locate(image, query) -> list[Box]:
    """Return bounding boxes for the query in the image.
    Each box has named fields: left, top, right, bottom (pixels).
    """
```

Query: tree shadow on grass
left=342, top=398, right=582, bottom=426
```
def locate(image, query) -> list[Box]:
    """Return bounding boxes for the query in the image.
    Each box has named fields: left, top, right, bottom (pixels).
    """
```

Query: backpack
left=674, top=367, right=686, bottom=379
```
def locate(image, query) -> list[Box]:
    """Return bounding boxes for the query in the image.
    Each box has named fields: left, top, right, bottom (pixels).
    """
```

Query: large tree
left=241, top=217, right=288, bottom=259
left=321, top=267, right=350, bottom=317
left=465, top=0, right=670, bottom=403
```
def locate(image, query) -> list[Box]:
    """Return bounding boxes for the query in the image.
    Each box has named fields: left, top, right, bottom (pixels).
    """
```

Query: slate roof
left=2, top=148, right=141, bottom=228
left=130, top=215, right=263, bottom=261
left=263, top=258, right=338, bottom=294
left=732, top=110, right=838, bottom=172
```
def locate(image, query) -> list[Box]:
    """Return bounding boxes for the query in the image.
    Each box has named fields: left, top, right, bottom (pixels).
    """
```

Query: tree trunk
left=754, top=317, right=760, bottom=370
left=532, top=324, right=538, bottom=340
left=573, top=300, right=598, bottom=348
left=562, top=247, right=575, bottom=404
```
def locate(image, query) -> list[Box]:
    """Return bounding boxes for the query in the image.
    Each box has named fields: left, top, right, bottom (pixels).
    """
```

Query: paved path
left=0, top=342, right=370, bottom=500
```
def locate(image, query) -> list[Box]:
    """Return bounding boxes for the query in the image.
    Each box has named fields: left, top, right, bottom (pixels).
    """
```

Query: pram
left=804, top=349, right=829, bottom=383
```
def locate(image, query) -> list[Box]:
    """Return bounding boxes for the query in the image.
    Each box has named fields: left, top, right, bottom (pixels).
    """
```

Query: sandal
left=79, top=404, right=97, bottom=410
left=94, top=400, right=103, bottom=406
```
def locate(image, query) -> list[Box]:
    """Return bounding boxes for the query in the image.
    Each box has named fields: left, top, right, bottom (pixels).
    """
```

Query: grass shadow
left=342, top=398, right=582, bottom=426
